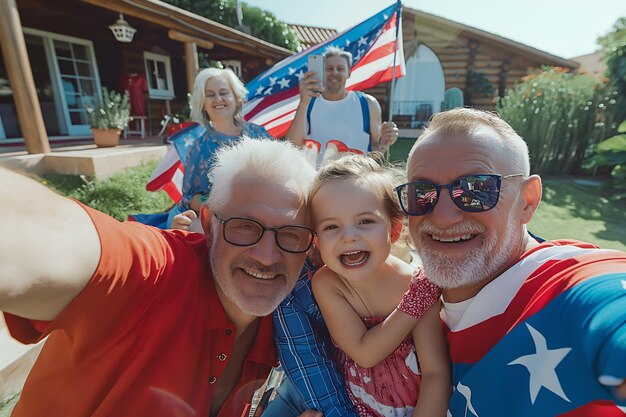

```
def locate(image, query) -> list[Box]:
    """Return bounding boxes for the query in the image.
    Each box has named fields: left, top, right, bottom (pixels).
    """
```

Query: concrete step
left=0, top=137, right=168, bottom=178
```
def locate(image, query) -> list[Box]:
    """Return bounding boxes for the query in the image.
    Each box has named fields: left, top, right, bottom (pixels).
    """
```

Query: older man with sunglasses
left=399, top=108, right=626, bottom=416
left=0, top=138, right=323, bottom=417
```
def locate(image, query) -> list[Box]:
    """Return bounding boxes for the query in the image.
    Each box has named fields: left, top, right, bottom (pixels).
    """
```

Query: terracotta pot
left=91, top=128, right=122, bottom=148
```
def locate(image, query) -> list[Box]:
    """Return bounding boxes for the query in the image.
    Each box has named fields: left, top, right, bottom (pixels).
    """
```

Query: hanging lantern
left=109, top=13, right=137, bottom=43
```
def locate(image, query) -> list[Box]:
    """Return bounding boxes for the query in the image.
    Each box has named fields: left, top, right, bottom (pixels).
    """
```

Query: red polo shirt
left=4, top=202, right=277, bottom=417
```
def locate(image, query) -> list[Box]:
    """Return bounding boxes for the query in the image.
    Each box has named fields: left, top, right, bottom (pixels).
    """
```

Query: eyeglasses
left=214, top=214, right=314, bottom=254
left=395, top=174, right=524, bottom=216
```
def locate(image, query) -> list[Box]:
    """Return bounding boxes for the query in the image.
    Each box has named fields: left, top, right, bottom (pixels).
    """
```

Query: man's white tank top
left=305, top=91, right=371, bottom=166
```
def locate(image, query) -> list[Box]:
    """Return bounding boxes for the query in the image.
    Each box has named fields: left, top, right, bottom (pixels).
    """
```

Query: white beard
left=414, top=215, right=520, bottom=289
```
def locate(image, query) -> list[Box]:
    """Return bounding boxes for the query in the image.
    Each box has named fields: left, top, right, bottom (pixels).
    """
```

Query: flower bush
left=86, top=87, right=131, bottom=130
left=496, top=67, right=616, bottom=175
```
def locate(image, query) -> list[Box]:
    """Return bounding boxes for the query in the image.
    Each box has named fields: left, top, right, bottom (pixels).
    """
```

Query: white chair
left=124, top=116, right=148, bottom=138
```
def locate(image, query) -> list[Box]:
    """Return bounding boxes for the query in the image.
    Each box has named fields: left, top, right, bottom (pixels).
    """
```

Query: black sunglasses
left=214, top=214, right=314, bottom=254
left=395, top=174, right=524, bottom=216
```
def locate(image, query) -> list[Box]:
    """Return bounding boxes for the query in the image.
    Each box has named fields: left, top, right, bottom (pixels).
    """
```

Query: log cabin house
left=0, top=0, right=292, bottom=153
left=371, top=7, right=580, bottom=129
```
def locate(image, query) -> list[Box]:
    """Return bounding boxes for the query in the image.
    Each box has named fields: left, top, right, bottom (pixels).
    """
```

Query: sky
left=244, top=0, right=626, bottom=59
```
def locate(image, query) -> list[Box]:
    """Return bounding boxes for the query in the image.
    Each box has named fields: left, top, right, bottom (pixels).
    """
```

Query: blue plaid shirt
left=273, top=260, right=357, bottom=417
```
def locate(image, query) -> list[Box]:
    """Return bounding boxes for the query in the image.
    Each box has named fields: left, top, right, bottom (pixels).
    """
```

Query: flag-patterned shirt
left=445, top=240, right=626, bottom=417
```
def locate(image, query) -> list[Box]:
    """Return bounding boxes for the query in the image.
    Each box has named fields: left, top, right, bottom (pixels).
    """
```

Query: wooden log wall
left=365, top=10, right=574, bottom=115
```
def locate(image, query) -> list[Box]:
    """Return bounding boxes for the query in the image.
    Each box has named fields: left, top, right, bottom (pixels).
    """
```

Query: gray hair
left=323, top=46, right=353, bottom=68
left=207, top=137, right=316, bottom=213
left=190, top=68, right=248, bottom=128
left=409, top=108, right=531, bottom=176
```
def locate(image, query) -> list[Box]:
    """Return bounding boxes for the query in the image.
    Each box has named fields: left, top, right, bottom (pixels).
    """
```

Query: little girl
left=310, top=154, right=451, bottom=417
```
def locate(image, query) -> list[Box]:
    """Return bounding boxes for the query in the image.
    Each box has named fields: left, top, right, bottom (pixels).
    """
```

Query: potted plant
left=86, top=87, right=131, bottom=147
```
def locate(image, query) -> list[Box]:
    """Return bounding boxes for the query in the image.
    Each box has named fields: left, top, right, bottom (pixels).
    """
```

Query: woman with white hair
left=167, top=67, right=272, bottom=229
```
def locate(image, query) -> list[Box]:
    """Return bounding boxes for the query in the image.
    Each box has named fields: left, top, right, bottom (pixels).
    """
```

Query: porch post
left=184, top=41, right=199, bottom=94
left=0, top=0, right=50, bottom=154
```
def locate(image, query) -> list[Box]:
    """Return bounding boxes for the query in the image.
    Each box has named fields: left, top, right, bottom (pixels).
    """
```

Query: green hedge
left=497, top=67, right=616, bottom=175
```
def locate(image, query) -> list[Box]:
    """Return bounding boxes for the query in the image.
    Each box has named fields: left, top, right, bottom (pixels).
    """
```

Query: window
left=144, top=52, right=174, bottom=99
left=222, top=60, right=242, bottom=78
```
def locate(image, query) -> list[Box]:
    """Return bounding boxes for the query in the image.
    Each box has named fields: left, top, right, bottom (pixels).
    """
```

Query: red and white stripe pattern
left=243, top=2, right=405, bottom=138
left=145, top=146, right=185, bottom=203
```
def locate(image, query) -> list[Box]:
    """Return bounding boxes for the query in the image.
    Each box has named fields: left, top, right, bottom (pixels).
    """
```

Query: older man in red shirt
left=1, top=138, right=321, bottom=417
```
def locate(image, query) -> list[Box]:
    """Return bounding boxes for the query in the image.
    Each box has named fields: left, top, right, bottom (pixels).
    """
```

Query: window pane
left=79, top=79, right=96, bottom=97
left=146, top=60, right=157, bottom=89
left=69, top=110, right=87, bottom=125
left=76, top=62, right=92, bottom=77
left=156, top=61, right=168, bottom=90
left=73, top=44, right=88, bottom=61
left=58, top=59, right=76, bottom=76
left=62, top=78, right=79, bottom=108
left=54, top=41, right=72, bottom=58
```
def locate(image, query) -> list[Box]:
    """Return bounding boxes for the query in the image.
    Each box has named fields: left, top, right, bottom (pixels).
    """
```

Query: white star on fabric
left=255, top=86, right=264, bottom=95
left=295, top=70, right=305, bottom=81
left=183, top=137, right=194, bottom=148
left=508, top=323, right=572, bottom=405
left=277, top=78, right=290, bottom=89
left=621, top=279, right=626, bottom=290
left=287, top=67, right=296, bottom=75
left=345, top=39, right=351, bottom=46
left=264, top=86, right=273, bottom=95
left=354, top=49, right=364, bottom=60
left=383, top=13, right=389, bottom=19
left=269, top=76, right=277, bottom=86
left=456, top=382, right=480, bottom=417
left=357, top=36, right=367, bottom=46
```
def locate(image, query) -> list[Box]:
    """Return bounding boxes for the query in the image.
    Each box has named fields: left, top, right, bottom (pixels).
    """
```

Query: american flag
left=145, top=124, right=204, bottom=203
left=445, top=241, right=626, bottom=416
left=243, top=0, right=405, bottom=137
left=146, top=1, right=405, bottom=203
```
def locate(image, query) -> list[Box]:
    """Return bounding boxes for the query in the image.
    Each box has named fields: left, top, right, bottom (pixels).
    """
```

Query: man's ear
left=200, top=205, right=213, bottom=238
left=519, top=175, right=542, bottom=225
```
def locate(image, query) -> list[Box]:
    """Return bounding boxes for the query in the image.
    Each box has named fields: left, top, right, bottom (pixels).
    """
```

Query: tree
left=163, top=0, right=300, bottom=52
left=598, top=17, right=626, bottom=125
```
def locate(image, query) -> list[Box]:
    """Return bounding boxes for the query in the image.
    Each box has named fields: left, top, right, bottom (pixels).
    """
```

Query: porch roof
left=79, top=0, right=294, bottom=61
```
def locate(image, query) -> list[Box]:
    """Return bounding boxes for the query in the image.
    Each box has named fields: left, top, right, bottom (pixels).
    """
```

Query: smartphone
left=307, top=54, right=325, bottom=89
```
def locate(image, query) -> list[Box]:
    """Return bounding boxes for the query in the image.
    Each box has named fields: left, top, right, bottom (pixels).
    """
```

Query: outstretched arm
left=410, top=303, right=451, bottom=417
left=312, top=267, right=418, bottom=369
left=286, top=71, right=322, bottom=145
left=0, top=167, right=100, bottom=320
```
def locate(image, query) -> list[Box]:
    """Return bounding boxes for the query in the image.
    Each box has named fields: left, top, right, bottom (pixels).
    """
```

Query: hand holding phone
left=307, top=55, right=325, bottom=90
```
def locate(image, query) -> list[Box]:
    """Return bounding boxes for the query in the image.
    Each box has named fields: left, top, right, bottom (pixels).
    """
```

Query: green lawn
left=389, top=137, right=416, bottom=162
left=38, top=160, right=172, bottom=221
left=530, top=177, right=626, bottom=251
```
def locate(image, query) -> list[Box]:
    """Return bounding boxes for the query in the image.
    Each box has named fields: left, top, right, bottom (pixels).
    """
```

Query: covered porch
left=0, top=0, right=291, bottom=162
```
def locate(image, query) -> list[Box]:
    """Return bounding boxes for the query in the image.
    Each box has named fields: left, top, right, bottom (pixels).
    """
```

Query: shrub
left=586, top=120, right=626, bottom=201
left=598, top=17, right=626, bottom=125
left=496, top=67, right=616, bottom=175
